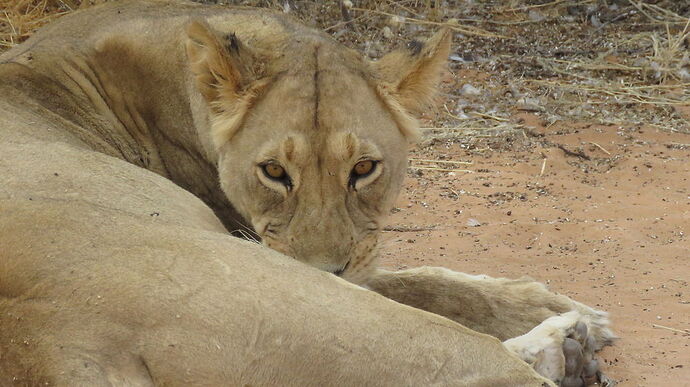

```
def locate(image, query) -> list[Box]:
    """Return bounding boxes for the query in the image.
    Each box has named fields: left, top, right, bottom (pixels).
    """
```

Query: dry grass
left=1, top=0, right=689, bottom=141
left=1, top=0, right=115, bottom=49
left=2, top=1, right=75, bottom=49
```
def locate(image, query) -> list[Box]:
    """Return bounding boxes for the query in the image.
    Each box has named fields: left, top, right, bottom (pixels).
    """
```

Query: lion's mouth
left=333, top=260, right=351, bottom=277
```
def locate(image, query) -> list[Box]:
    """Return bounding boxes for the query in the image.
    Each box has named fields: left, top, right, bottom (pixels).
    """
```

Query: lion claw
left=503, top=310, right=616, bottom=386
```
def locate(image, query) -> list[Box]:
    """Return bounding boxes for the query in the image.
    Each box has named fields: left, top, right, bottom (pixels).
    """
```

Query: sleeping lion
left=0, top=1, right=614, bottom=385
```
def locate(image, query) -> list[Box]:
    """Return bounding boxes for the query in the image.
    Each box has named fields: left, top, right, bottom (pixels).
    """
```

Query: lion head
left=185, top=20, right=450, bottom=284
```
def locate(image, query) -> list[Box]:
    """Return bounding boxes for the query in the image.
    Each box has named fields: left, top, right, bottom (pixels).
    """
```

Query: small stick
left=338, top=0, right=359, bottom=33
left=539, top=158, right=547, bottom=177
left=596, top=10, right=637, bottom=30
left=443, top=105, right=466, bottom=121
left=383, top=225, right=437, bottom=232
left=420, top=127, right=516, bottom=135
left=628, top=1, right=658, bottom=23
left=652, top=324, right=690, bottom=335
left=590, top=142, right=611, bottom=155
left=501, top=0, right=569, bottom=13
left=470, top=111, right=509, bottom=122
left=4, top=11, right=17, bottom=36
left=409, top=166, right=474, bottom=173
left=410, top=158, right=473, bottom=165
left=557, top=144, right=591, bottom=160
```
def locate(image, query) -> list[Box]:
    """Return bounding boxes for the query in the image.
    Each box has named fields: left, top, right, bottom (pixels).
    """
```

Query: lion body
left=0, top=1, right=613, bottom=385
left=0, top=1, right=552, bottom=384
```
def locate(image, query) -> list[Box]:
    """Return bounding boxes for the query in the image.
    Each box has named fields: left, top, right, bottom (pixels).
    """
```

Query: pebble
left=460, top=84, right=482, bottom=96
left=466, top=218, right=482, bottom=227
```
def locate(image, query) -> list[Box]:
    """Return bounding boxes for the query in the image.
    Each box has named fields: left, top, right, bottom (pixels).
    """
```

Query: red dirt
left=380, top=115, right=690, bottom=386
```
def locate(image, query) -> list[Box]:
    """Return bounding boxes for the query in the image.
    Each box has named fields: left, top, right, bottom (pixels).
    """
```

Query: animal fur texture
left=0, top=1, right=614, bottom=385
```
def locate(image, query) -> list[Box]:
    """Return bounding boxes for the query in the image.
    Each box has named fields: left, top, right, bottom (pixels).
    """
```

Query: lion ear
left=185, top=20, right=267, bottom=147
left=373, top=28, right=452, bottom=115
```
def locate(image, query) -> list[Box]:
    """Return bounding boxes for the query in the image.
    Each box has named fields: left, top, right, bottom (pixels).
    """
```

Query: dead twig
left=557, top=144, right=591, bottom=160
left=539, top=158, right=547, bottom=177
left=652, top=324, right=690, bottom=335
left=470, top=111, right=509, bottom=122
left=409, top=158, right=473, bottom=165
left=590, top=142, right=611, bottom=155
left=383, top=224, right=437, bottom=232
left=501, top=0, right=589, bottom=13
left=409, top=166, right=474, bottom=173
left=596, top=9, right=638, bottom=30
left=338, top=0, right=359, bottom=33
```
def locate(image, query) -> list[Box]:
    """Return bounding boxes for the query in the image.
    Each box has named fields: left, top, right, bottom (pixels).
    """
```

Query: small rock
left=388, top=15, right=405, bottom=27
left=466, top=218, right=481, bottom=227
left=632, top=57, right=648, bottom=67
left=528, top=10, right=545, bottom=22
left=460, top=84, right=481, bottom=96
left=516, top=97, right=544, bottom=112
left=590, top=14, right=603, bottom=28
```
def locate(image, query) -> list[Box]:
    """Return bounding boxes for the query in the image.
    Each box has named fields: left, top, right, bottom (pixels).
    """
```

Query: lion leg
left=367, top=267, right=616, bottom=385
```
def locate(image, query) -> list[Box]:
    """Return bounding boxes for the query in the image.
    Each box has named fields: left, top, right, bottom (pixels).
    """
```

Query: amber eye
left=349, top=160, right=378, bottom=190
left=259, top=161, right=292, bottom=191
left=353, top=160, right=375, bottom=176
left=260, top=162, right=293, bottom=190
left=263, top=163, right=286, bottom=179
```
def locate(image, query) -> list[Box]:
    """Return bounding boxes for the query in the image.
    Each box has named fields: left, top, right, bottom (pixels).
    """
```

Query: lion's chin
left=338, top=259, right=377, bottom=287
left=260, top=234, right=377, bottom=285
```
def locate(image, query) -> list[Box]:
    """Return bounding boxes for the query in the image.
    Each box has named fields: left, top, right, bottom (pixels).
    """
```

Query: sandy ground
left=379, top=115, right=690, bottom=386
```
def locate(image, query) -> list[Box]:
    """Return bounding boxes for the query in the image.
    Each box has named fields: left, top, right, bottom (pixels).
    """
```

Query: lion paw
left=503, top=310, right=616, bottom=386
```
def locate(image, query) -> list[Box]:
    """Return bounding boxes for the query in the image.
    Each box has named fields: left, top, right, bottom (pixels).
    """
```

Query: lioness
left=0, top=1, right=614, bottom=385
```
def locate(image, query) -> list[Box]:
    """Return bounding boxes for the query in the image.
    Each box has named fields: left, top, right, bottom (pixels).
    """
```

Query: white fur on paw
left=571, top=301, right=617, bottom=350
left=504, top=311, right=581, bottom=381
left=504, top=309, right=616, bottom=384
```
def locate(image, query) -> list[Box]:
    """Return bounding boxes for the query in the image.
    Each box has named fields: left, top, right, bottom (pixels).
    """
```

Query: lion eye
left=260, top=163, right=293, bottom=190
left=349, top=160, right=378, bottom=190
left=263, top=163, right=286, bottom=179
left=353, top=160, right=375, bottom=176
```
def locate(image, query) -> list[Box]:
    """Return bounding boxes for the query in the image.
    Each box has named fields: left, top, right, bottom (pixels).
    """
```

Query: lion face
left=216, top=72, right=409, bottom=284
left=186, top=21, right=450, bottom=284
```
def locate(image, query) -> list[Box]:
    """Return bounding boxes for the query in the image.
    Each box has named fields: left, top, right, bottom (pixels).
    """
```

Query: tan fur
left=181, top=16, right=447, bottom=279
left=0, top=0, right=612, bottom=385
left=375, top=29, right=451, bottom=108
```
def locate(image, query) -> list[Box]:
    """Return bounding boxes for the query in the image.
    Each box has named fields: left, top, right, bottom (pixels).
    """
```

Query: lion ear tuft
left=185, top=20, right=267, bottom=147
left=373, top=28, right=452, bottom=115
